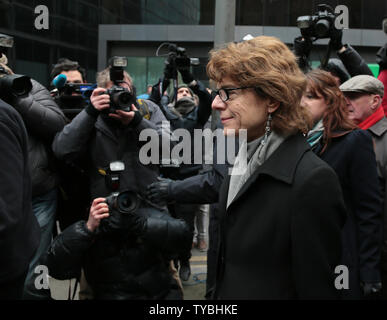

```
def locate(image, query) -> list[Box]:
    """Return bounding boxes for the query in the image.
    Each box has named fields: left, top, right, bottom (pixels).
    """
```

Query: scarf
left=358, top=105, right=385, bottom=130
left=307, top=120, right=324, bottom=147
left=173, top=97, right=196, bottom=116
left=227, top=131, right=287, bottom=208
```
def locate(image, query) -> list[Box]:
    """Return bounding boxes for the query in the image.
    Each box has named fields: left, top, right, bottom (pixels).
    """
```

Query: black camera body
left=164, top=43, right=199, bottom=79
left=297, top=4, right=338, bottom=40
left=105, top=85, right=135, bottom=113
left=104, top=56, right=137, bottom=114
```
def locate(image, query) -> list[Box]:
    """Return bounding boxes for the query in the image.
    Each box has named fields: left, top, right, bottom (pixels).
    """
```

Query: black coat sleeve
left=144, top=213, right=191, bottom=254
left=169, top=164, right=227, bottom=204
left=348, top=130, right=382, bottom=283
left=42, top=221, right=95, bottom=280
left=190, top=80, right=212, bottom=127
left=292, top=163, right=346, bottom=299
left=11, top=79, right=67, bottom=142
left=338, top=44, right=374, bottom=77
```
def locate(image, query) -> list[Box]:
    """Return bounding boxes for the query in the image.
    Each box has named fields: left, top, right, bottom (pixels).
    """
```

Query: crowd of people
left=1, top=24, right=387, bottom=300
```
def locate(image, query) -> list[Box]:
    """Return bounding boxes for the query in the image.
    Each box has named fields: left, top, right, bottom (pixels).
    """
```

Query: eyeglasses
left=211, top=86, right=256, bottom=102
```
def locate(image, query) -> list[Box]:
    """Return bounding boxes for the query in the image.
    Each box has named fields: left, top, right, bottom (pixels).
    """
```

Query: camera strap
left=137, top=99, right=151, bottom=120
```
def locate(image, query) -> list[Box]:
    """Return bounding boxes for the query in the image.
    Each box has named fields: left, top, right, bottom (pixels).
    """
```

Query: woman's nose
left=211, top=94, right=226, bottom=110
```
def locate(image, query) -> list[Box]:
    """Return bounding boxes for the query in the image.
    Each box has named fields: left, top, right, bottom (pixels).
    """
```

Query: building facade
left=0, top=0, right=386, bottom=91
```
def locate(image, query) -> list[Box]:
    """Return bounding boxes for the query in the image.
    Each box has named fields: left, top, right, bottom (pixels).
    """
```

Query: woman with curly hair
left=208, top=36, right=346, bottom=299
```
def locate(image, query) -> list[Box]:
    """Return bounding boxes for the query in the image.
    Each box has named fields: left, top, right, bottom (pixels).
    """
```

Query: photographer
left=294, top=4, right=373, bottom=83
left=48, top=62, right=191, bottom=299
left=148, top=45, right=213, bottom=281
left=0, top=51, right=67, bottom=300
left=50, top=58, right=90, bottom=121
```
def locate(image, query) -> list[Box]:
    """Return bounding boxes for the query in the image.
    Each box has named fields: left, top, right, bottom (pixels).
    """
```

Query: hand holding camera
left=90, top=87, right=111, bottom=111
left=86, top=197, right=110, bottom=232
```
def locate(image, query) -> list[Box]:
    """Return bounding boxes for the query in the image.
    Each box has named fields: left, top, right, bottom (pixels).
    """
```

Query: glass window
left=0, top=1, right=12, bottom=28
left=263, top=0, right=290, bottom=26
left=14, top=59, right=49, bottom=87
left=146, top=57, right=164, bottom=92
left=236, top=0, right=263, bottom=25
left=363, top=0, right=387, bottom=29
left=337, top=0, right=361, bottom=29
left=126, top=57, right=147, bottom=96
left=14, top=5, right=34, bottom=33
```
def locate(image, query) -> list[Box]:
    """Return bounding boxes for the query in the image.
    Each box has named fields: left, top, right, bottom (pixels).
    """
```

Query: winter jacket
left=11, top=79, right=67, bottom=197
left=0, top=99, right=40, bottom=283
left=44, top=206, right=190, bottom=299
left=314, top=129, right=383, bottom=299
left=214, top=133, right=346, bottom=299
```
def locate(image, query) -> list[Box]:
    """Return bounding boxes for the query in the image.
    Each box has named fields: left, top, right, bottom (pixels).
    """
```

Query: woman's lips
left=221, top=116, right=233, bottom=123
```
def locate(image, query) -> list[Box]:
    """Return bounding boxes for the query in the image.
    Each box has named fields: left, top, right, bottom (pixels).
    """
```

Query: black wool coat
left=213, top=133, right=346, bottom=300
left=317, top=129, right=383, bottom=299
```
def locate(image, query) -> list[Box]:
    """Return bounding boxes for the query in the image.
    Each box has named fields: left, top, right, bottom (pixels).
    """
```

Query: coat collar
left=95, top=116, right=121, bottom=143
left=368, top=116, right=387, bottom=137
left=227, top=132, right=310, bottom=208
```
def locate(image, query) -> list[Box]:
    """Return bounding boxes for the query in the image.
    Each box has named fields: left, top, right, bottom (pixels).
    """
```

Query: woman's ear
left=267, top=99, right=280, bottom=114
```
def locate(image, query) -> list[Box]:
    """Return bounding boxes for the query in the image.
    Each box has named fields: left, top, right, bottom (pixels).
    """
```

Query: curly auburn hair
left=305, top=69, right=356, bottom=151
left=206, top=36, right=313, bottom=135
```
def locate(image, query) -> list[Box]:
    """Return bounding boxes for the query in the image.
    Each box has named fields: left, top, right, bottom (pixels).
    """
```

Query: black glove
left=376, top=43, right=387, bottom=71
left=128, top=110, right=143, bottom=127
left=176, top=56, right=194, bottom=84
left=361, top=282, right=382, bottom=296
left=164, top=55, right=177, bottom=80
left=293, top=36, right=312, bottom=58
left=329, top=28, right=344, bottom=51
left=146, top=177, right=173, bottom=205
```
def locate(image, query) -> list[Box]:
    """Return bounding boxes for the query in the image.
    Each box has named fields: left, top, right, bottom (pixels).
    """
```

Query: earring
left=261, top=113, right=272, bottom=146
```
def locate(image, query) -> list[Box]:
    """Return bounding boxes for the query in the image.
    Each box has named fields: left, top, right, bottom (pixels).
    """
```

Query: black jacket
left=0, top=99, right=40, bottom=283
left=315, top=129, right=383, bottom=298
left=337, top=44, right=374, bottom=78
left=11, top=79, right=67, bottom=197
left=44, top=206, right=190, bottom=299
left=51, top=101, right=190, bottom=299
left=214, top=133, right=346, bottom=299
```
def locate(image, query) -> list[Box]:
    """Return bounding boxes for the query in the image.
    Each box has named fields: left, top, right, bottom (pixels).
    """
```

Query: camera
left=104, top=85, right=135, bottom=113
left=104, top=56, right=137, bottom=113
left=297, top=4, right=338, bottom=40
left=164, top=43, right=200, bottom=79
left=0, top=33, right=32, bottom=99
left=0, top=66, right=32, bottom=98
left=104, top=161, right=139, bottom=215
left=105, top=191, right=139, bottom=215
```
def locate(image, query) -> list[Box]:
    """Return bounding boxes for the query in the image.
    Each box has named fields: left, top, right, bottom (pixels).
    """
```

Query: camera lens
left=117, top=91, right=132, bottom=107
left=116, top=191, right=138, bottom=214
left=315, top=19, right=330, bottom=38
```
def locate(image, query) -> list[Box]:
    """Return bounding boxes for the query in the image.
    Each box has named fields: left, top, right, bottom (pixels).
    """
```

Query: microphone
left=52, top=74, right=67, bottom=88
